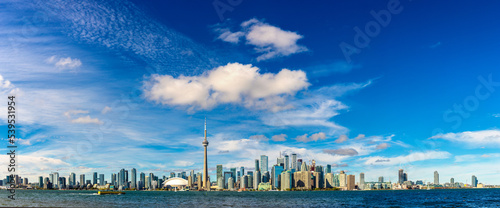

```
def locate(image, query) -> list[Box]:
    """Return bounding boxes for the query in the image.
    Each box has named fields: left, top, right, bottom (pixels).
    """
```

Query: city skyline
left=1, top=0, right=500, bottom=186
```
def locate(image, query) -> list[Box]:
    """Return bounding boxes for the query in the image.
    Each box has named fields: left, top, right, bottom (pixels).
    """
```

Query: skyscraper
left=284, top=154, right=289, bottom=170
left=260, top=155, right=268, bottom=172
left=80, top=174, right=85, bottom=187
left=297, top=159, right=302, bottom=171
left=140, top=172, right=145, bottom=189
left=111, top=173, right=117, bottom=186
left=347, top=175, right=355, bottom=190
left=230, top=168, right=237, bottom=183
left=326, top=164, right=332, bottom=174
left=291, top=154, right=297, bottom=170
left=272, top=165, right=284, bottom=189
left=99, top=174, right=105, bottom=185
left=398, top=169, right=404, bottom=184
left=255, top=159, right=260, bottom=172
left=472, top=175, right=478, bottom=187
left=360, top=172, right=365, bottom=190
left=217, top=165, right=223, bottom=185
left=224, top=171, right=233, bottom=189
left=240, top=166, right=245, bottom=176
left=93, top=172, right=98, bottom=185
left=434, top=171, right=439, bottom=185
left=70, top=172, right=76, bottom=186
left=131, top=168, right=137, bottom=189
left=339, top=171, right=347, bottom=188
left=379, top=176, right=384, bottom=183
left=202, top=118, right=210, bottom=190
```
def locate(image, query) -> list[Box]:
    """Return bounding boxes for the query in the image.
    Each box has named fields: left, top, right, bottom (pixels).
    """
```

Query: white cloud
left=271, top=134, right=287, bottom=142
left=335, top=135, right=348, bottom=143
left=215, top=28, right=244, bottom=44
left=431, top=130, right=500, bottom=148
left=323, top=148, right=358, bottom=156
left=215, top=18, right=307, bottom=61
left=174, top=160, right=195, bottom=167
left=144, top=62, right=310, bottom=112
left=361, top=151, right=451, bottom=166
left=71, top=115, right=103, bottom=125
left=294, top=132, right=327, bottom=142
left=455, top=153, right=500, bottom=162
left=101, top=106, right=112, bottom=114
left=46, top=55, right=82, bottom=69
left=493, top=113, right=500, bottom=118
left=64, top=110, right=89, bottom=118
left=263, top=99, right=348, bottom=134
left=376, top=143, right=390, bottom=150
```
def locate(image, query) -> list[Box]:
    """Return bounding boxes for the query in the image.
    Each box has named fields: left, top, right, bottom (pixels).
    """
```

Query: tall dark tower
left=202, top=117, right=209, bottom=190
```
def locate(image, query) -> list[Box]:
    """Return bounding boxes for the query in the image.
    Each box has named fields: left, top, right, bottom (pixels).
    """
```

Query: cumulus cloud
left=335, top=135, right=348, bottom=143
left=294, top=132, right=327, bottom=142
left=376, top=143, right=390, bottom=150
left=46, top=55, right=82, bottom=69
left=249, top=135, right=269, bottom=141
left=71, top=115, right=103, bottom=125
left=272, top=134, right=287, bottom=142
left=323, top=148, right=359, bottom=156
left=214, top=18, right=307, bottom=61
left=215, top=28, right=244, bottom=44
left=144, top=62, right=310, bottom=112
left=361, top=151, right=451, bottom=166
left=354, top=134, right=365, bottom=140
left=430, top=130, right=500, bottom=148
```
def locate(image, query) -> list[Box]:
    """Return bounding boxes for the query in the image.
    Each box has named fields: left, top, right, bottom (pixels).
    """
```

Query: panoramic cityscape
left=4, top=120, right=496, bottom=191
left=2, top=0, right=500, bottom=207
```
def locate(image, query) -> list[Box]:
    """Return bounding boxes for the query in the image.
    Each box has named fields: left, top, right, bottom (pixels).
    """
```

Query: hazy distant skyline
left=1, top=0, right=500, bottom=184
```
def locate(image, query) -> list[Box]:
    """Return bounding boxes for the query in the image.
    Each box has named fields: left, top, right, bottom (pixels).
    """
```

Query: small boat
left=98, top=191, right=125, bottom=195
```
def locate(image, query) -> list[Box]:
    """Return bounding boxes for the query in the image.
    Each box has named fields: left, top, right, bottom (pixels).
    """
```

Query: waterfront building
left=281, top=171, right=292, bottom=191
left=284, top=154, right=289, bottom=170
left=131, top=168, right=137, bottom=189
left=140, top=172, right=145, bottom=189
left=248, top=174, right=253, bottom=188
left=217, top=164, right=223, bottom=185
left=70, top=173, right=76, bottom=186
left=254, top=171, right=261, bottom=189
left=326, top=164, right=331, bottom=174
left=325, top=173, right=334, bottom=188
left=379, top=176, right=384, bottom=183
left=398, top=169, right=404, bottom=184
left=272, top=165, right=284, bottom=189
left=347, top=175, right=355, bottom=190
left=261, top=155, right=269, bottom=172
left=93, top=172, right=97, bottom=185
left=472, top=175, right=478, bottom=187
left=339, top=171, right=347, bottom=188
left=217, top=177, right=224, bottom=190
left=291, top=154, right=297, bottom=171
left=53, top=172, right=59, bottom=188
left=293, top=162, right=311, bottom=190
left=360, top=173, right=365, bottom=190
left=312, top=171, right=321, bottom=189
left=80, top=174, right=85, bottom=187
left=228, top=177, right=234, bottom=190
left=241, top=175, right=248, bottom=189
left=297, top=159, right=302, bottom=171
left=240, top=166, right=245, bottom=176
left=450, top=178, right=454, bottom=187
left=224, top=171, right=233, bottom=189
left=230, top=168, right=237, bottom=183
left=38, top=176, right=43, bottom=188
left=258, top=182, right=272, bottom=191
left=145, top=176, right=150, bottom=189
left=99, top=174, right=104, bottom=185
left=434, top=171, right=439, bottom=185
left=197, top=173, right=202, bottom=190
left=262, top=171, right=270, bottom=183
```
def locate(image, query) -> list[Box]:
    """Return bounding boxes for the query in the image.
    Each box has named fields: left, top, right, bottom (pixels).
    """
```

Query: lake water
left=1, top=189, right=499, bottom=207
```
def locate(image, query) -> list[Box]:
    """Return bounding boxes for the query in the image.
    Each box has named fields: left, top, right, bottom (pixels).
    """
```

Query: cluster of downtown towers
left=10, top=154, right=480, bottom=190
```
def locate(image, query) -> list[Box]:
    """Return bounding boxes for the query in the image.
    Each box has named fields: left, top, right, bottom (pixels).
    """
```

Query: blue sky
left=1, top=0, right=500, bottom=185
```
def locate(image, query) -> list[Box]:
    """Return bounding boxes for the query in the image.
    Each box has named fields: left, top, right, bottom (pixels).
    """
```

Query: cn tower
left=202, top=117, right=209, bottom=190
